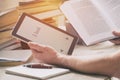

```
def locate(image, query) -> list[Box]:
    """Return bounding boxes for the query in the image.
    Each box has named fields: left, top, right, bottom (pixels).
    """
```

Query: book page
left=70, top=0, right=111, bottom=35
left=91, top=0, right=120, bottom=30
left=60, top=0, right=116, bottom=45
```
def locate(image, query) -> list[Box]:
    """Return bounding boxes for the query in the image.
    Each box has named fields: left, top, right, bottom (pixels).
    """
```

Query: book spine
left=18, top=1, right=50, bottom=9
left=17, top=5, right=59, bottom=14
left=19, top=0, right=44, bottom=6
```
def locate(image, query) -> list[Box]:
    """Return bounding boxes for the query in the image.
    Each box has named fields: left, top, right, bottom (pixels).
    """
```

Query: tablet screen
left=12, top=13, right=78, bottom=55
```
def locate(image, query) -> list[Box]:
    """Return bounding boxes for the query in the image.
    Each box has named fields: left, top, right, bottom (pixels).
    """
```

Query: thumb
left=113, top=31, right=120, bottom=36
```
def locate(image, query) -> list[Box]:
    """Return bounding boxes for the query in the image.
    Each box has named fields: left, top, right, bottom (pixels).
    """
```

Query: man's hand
left=110, top=31, right=120, bottom=45
left=28, top=42, right=61, bottom=64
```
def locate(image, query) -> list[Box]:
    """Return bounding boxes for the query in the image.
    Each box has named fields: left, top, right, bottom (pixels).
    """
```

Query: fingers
left=28, top=42, right=45, bottom=53
left=28, top=42, right=58, bottom=56
left=110, top=39, right=120, bottom=45
left=113, top=31, right=120, bottom=36
left=111, top=31, right=120, bottom=45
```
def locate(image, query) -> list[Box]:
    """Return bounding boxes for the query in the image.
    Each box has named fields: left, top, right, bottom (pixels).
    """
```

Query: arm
left=28, top=42, right=120, bottom=77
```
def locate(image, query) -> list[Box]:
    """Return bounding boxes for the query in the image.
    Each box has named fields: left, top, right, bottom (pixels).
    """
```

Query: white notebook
left=5, top=65, right=70, bottom=79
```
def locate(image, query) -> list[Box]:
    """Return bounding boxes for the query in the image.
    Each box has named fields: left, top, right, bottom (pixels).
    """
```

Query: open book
left=60, top=0, right=120, bottom=45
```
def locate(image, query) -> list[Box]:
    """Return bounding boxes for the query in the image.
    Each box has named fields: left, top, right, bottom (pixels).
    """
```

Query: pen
left=23, top=63, right=53, bottom=69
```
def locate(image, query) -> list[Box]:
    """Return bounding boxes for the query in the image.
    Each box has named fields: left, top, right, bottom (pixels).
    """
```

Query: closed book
left=18, top=1, right=49, bottom=9
left=0, top=9, right=19, bottom=28
left=17, top=5, right=59, bottom=14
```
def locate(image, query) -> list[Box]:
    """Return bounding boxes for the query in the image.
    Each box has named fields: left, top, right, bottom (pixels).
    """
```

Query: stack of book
left=17, top=0, right=59, bottom=14
left=0, top=0, right=63, bottom=28
left=0, top=24, right=21, bottom=50
left=17, top=0, right=64, bottom=27
left=0, top=9, right=19, bottom=28
left=0, top=0, right=65, bottom=50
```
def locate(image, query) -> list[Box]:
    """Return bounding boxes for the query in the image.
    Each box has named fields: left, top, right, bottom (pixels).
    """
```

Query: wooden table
left=0, top=41, right=120, bottom=80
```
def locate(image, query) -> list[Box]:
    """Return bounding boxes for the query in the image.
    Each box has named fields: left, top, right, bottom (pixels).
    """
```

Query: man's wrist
left=54, top=54, right=70, bottom=67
